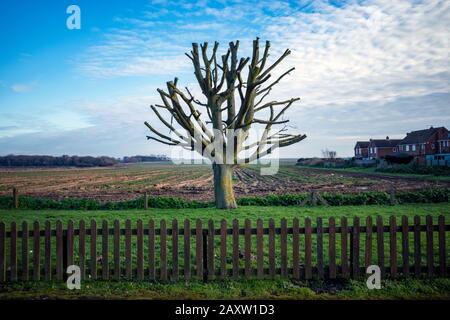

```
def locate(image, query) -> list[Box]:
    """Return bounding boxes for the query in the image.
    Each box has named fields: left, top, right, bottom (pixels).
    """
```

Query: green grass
left=1, top=203, right=449, bottom=226
left=1, top=278, right=449, bottom=300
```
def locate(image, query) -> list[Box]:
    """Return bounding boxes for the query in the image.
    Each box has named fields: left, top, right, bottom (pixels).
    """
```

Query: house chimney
left=386, top=136, right=389, bottom=140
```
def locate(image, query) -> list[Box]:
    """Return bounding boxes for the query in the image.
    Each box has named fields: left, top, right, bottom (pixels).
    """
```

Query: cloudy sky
left=0, top=0, right=449, bottom=158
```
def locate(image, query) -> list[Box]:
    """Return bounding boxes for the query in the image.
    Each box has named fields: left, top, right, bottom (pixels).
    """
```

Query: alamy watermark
left=66, top=5, right=81, bottom=30
left=366, top=265, right=381, bottom=290
left=169, top=127, right=281, bottom=175
left=66, top=265, right=81, bottom=290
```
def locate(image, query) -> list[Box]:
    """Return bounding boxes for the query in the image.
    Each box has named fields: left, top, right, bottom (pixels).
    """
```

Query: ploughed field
left=0, top=163, right=449, bottom=202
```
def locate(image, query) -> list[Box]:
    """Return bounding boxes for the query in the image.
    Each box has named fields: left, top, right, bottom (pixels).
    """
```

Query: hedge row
left=375, top=164, right=450, bottom=176
left=0, top=188, right=449, bottom=210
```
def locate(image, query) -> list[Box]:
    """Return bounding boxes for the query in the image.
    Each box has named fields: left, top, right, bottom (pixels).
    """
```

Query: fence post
left=341, top=217, right=349, bottom=278
left=389, top=185, right=397, bottom=205
left=413, top=216, right=421, bottom=277
left=13, top=187, right=19, bottom=209
left=438, top=215, right=446, bottom=277
left=352, top=217, right=360, bottom=278
left=33, top=221, right=40, bottom=281
left=196, top=220, right=203, bottom=279
left=0, top=222, right=4, bottom=282
left=202, top=229, right=208, bottom=282
left=207, top=220, right=215, bottom=280
left=304, top=218, right=312, bottom=280
left=144, top=192, right=148, bottom=210
left=62, top=227, right=68, bottom=281
left=136, top=220, right=144, bottom=281
left=376, top=216, right=384, bottom=278
left=426, top=215, right=433, bottom=277
left=256, top=219, right=264, bottom=278
left=22, top=221, right=29, bottom=281
left=316, top=217, right=324, bottom=279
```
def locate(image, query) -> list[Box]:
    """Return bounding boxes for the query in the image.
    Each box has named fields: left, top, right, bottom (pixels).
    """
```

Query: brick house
left=354, top=141, right=369, bottom=159
left=367, top=137, right=401, bottom=159
left=397, top=127, right=450, bottom=165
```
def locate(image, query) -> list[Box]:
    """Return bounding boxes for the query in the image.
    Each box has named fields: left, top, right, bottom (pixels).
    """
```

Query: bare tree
left=322, top=149, right=337, bottom=160
left=145, top=38, right=306, bottom=209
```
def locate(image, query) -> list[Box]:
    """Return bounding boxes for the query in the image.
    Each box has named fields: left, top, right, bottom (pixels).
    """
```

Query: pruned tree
left=145, top=38, right=306, bottom=209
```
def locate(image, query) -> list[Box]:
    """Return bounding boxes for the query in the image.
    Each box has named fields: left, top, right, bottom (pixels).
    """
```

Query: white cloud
left=10, top=83, right=34, bottom=93
left=263, top=0, right=450, bottom=109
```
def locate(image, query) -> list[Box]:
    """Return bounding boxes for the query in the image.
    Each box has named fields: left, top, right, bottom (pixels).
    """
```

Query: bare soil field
left=0, top=163, right=448, bottom=202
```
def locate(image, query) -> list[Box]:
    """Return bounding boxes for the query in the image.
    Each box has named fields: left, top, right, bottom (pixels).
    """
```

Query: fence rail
left=0, top=215, right=448, bottom=282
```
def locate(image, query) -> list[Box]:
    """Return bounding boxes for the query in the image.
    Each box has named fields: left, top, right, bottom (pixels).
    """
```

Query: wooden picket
left=79, top=220, right=86, bottom=280
left=0, top=215, right=448, bottom=283
left=90, top=219, right=97, bottom=280
left=208, top=220, right=214, bottom=280
left=171, top=219, right=178, bottom=281
left=414, top=215, right=421, bottom=276
left=292, top=218, right=300, bottom=280
left=341, top=217, right=349, bottom=278
left=402, top=216, right=409, bottom=276
left=328, top=217, right=336, bottom=279
left=44, top=221, right=51, bottom=280
left=280, top=218, right=288, bottom=277
left=55, top=220, right=62, bottom=281
left=220, top=219, right=227, bottom=279
left=21, top=221, right=28, bottom=281
left=196, top=219, right=202, bottom=279
left=304, top=217, right=312, bottom=279
left=244, top=219, right=251, bottom=277
left=352, top=217, right=360, bottom=278
left=426, top=215, right=433, bottom=276
left=256, top=219, right=264, bottom=278
left=0, top=222, right=5, bottom=282
left=390, top=216, right=397, bottom=278
left=148, top=219, right=155, bottom=280
left=184, top=219, right=191, bottom=280
left=316, top=217, right=323, bottom=279
left=113, top=219, right=120, bottom=280
left=232, top=219, right=239, bottom=279
left=160, top=219, right=167, bottom=281
left=125, top=219, right=131, bottom=279
left=376, top=216, right=384, bottom=277
left=268, top=218, right=275, bottom=278
left=137, top=219, right=144, bottom=281
left=365, top=216, right=372, bottom=268
left=102, top=220, right=109, bottom=280
left=438, top=215, right=446, bottom=276
left=33, top=221, right=40, bottom=281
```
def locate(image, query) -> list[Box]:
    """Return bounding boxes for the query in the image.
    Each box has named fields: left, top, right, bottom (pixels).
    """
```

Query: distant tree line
left=0, top=155, right=118, bottom=167
left=122, top=155, right=170, bottom=163
left=0, top=154, right=170, bottom=167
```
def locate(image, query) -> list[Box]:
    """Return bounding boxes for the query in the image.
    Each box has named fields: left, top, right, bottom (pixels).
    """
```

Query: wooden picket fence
left=0, top=215, right=448, bottom=282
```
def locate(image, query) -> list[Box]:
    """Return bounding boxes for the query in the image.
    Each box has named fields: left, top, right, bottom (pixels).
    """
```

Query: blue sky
left=0, top=0, right=449, bottom=158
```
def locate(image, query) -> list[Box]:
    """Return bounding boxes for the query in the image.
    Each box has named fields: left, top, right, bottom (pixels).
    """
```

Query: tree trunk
left=212, top=163, right=237, bottom=209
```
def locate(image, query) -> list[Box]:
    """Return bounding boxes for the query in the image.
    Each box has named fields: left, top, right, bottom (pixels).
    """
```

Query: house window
left=432, top=143, right=435, bottom=149
left=412, top=145, right=416, bottom=151
left=405, top=145, right=410, bottom=152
